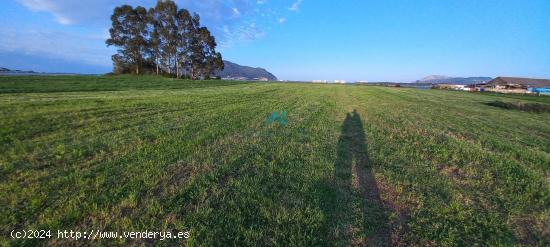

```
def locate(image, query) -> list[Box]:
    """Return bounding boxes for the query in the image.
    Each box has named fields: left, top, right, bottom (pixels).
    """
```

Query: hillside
left=218, top=60, right=277, bottom=81
left=0, top=75, right=249, bottom=93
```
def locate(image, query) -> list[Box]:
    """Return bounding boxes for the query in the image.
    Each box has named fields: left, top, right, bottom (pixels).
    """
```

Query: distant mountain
left=0, top=67, right=39, bottom=74
left=420, top=75, right=451, bottom=81
left=0, top=67, right=80, bottom=76
left=417, top=75, right=492, bottom=85
left=218, top=60, right=277, bottom=81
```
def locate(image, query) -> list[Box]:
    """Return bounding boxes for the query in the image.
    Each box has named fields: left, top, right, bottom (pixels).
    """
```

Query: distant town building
left=433, top=77, right=550, bottom=95
left=486, top=77, right=550, bottom=94
left=465, top=83, right=488, bottom=91
left=222, top=76, right=248, bottom=81
left=487, top=77, right=550, bottom=89
left=434, top=84, right=468, bottom=91
left=333, top=80, right=346, bottom=84
left=222, top=76, right=270, bottom=81
left=312, top=80, right=328, bottom=83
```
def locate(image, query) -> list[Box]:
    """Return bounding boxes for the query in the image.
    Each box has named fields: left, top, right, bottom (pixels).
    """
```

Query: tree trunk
left=166, top=55, right=171, bottom=74
left=156, top=57, right=159, bottom=75
left=176, top=56, right=179, bottom=79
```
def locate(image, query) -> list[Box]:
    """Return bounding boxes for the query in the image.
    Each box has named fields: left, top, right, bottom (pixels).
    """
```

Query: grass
left=487, top=100, right=550, bottom=113
left=1, top=75, right=549, bottom=246
left=0, top=75, right=249, bottom=93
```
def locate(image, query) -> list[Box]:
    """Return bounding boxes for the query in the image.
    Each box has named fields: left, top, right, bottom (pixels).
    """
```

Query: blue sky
left=1, top=0, right=549, bottom=82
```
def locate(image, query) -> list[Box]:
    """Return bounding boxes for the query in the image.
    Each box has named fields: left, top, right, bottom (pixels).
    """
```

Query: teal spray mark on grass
left=266, top=111, right=287, bottom=126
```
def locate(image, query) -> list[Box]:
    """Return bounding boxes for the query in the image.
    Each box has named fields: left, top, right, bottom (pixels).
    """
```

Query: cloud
left=232, top=7, right=241, bottom=16
left=289, top=0, right=303, bottom=11
left=0, top=25, right=113, bottom=67
left=11, top=0, right=310, bottom=66
left=220, top=22, right=266, bottom=48
left=15, top=0, right=128, bottom=26
left=16, top=0, right=302, bottom=43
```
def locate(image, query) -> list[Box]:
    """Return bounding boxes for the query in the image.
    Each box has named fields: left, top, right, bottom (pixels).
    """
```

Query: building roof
left=488, top=77, right=550, bottom=88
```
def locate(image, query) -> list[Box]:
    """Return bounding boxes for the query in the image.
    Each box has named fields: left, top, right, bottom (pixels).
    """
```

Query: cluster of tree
left=106, top=0, right=224, bottom=79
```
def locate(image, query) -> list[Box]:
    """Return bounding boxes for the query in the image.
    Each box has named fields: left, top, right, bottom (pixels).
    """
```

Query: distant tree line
left=106, top=0, right=224, bottom=79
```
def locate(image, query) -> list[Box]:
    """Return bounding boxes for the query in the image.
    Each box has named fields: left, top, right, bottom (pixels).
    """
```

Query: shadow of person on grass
left=319, top=110, right=389, bottom=246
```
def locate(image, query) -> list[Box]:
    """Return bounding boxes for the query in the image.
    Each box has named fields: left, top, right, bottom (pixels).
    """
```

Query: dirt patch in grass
left=512, top=214, right=550, bottom=245
left=375, top=177, right=415, bottom=246
left=437, top=164, right=466, bottom=182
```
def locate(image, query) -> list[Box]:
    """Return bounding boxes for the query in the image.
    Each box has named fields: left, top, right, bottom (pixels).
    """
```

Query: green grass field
left=1, top=75, right=549, bottom=246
